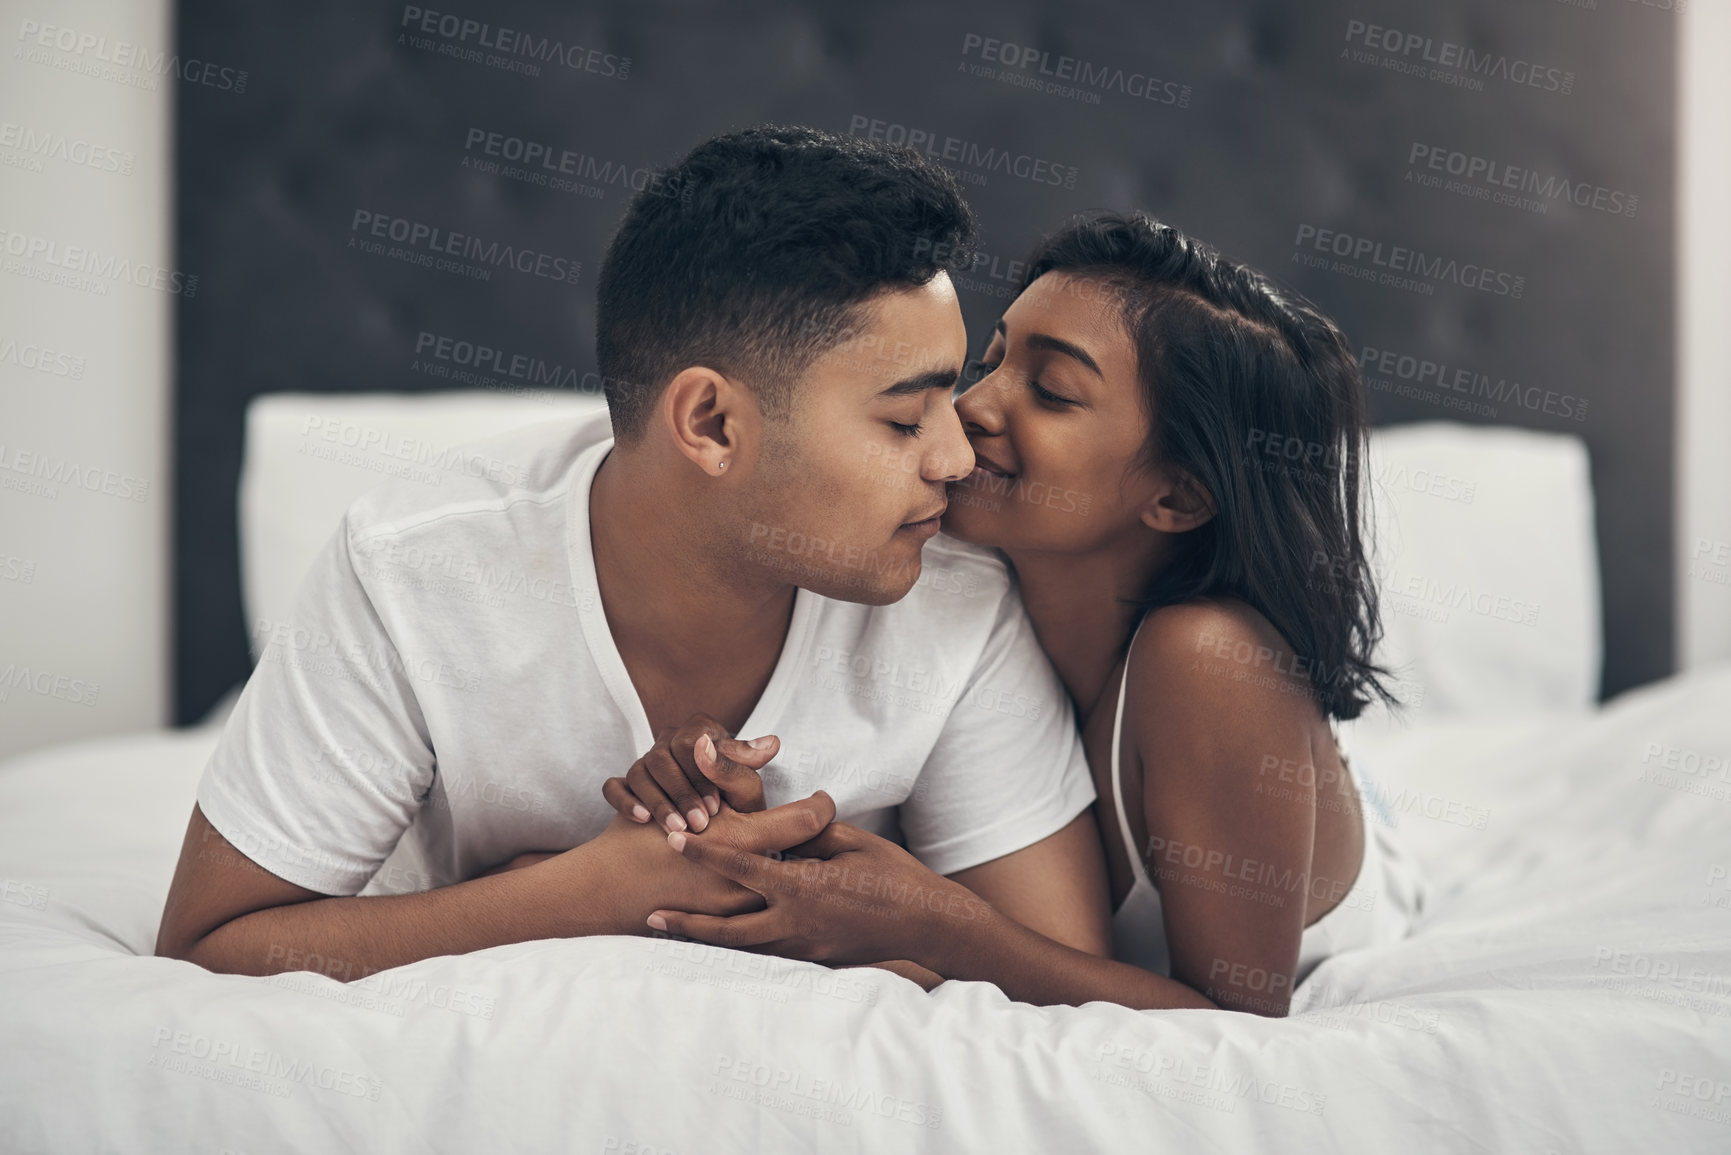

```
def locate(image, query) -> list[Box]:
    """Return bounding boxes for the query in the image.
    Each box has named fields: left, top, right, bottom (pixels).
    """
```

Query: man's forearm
left=181, top=844, right=627, bottom=980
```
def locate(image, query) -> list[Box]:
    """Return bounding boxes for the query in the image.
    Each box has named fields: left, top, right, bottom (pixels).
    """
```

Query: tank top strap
left=1110, top=615, right=1153, bottom=889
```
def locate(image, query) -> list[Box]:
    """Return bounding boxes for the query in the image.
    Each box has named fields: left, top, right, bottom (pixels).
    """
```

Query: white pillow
left=238, top=391, right=607, bottom=655
left=1356, top=421, right=1601, bottom=721
left=239, top=400, right=1602, bottom=718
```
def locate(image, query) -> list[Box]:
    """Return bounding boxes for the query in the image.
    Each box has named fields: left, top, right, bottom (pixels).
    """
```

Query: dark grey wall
left=174, top=0, right=1676, bottom=723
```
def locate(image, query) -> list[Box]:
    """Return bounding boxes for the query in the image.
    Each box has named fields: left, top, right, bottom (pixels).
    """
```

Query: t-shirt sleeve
left=897, top=586, right=1097, bottom=876
left=195, top=513, right=435, bottom=895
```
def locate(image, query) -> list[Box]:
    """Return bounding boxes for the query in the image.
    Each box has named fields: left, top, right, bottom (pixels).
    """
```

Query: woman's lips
left=968, top=452, right=1016, bottom=479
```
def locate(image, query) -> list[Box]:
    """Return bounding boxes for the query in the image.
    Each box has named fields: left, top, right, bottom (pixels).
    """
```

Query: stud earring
left=716, top=460, right=727, bottom=473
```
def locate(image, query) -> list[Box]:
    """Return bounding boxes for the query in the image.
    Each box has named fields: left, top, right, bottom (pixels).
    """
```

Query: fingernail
left=666, top=812, right=687, bottom=833
left=748, top=735, right=775, bottom=750
left=631, top=805, right=650, bottom=822
left=687, top=807, right=708, bottom=832
left=697, top=734, right=716, bottom=763
left=667, top=832, right=687, bottom=852
left=647, top=913, right=667, bottom=931
left=705, top=794, right=720, bottom=815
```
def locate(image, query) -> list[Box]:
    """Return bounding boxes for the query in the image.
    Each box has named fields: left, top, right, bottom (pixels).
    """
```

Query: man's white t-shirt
left=197, top=410, right=1096, bottom=896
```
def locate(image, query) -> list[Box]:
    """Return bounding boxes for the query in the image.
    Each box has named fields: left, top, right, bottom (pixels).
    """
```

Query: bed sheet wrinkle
left=2, top=666, right=1731, bottom=1151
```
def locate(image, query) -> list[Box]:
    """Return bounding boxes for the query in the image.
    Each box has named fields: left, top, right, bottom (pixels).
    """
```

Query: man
left=155, top=125, right=1109, bottom=981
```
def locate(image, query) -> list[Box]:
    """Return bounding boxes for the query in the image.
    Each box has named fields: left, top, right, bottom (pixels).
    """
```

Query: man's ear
left=1139, top=466, right=1215, bottom=534
left=658, top=366, right=759, bottom=476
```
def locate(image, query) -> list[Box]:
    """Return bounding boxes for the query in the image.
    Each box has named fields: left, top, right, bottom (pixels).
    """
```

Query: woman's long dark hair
left=1021, top=211, right=1396, bottom=721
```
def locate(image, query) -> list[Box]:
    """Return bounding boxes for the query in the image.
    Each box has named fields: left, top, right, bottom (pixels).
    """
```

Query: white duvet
left=2, top=665, right=1729, bottom=1153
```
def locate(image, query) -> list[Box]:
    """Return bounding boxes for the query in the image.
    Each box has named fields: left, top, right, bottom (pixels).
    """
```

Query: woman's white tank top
left=1106, top=618, right=1425, bottom=984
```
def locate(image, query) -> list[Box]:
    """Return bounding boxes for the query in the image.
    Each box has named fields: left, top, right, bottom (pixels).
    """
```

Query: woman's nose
left=955, top=370, right=1006, bottom=435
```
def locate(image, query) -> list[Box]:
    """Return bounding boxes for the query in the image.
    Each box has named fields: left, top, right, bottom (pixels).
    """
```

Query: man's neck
left=1004, top=534, right=1172, bottom=722
left=588, top=449, right=796, bottom=734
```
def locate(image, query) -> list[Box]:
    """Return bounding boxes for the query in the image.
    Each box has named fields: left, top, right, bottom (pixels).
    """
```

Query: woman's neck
left=1004, top=534, right=1175, bottom=721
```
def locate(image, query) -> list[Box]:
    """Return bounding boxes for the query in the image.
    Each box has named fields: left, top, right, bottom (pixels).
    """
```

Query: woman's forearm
left=923, top=902, right=1217, bottom=1011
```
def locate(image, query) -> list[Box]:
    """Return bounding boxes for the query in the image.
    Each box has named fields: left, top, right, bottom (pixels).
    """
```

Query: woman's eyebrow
left=994, top=319, right=1103, bottom=378
left=1024, top=333, right=1103, bottom=377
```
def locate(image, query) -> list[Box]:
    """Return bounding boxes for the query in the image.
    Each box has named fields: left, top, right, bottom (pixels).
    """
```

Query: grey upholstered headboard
left=173, top=0, right=1675, bottom=722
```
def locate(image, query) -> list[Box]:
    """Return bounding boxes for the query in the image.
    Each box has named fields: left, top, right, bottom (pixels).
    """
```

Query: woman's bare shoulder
left=1125, top=598, right=1321, bottom=769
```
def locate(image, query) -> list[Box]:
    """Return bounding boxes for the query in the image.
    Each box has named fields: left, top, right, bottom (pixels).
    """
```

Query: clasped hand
left=602, top=714, right=986, bottom=971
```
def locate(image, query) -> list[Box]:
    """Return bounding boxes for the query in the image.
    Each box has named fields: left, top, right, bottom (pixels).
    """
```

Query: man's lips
left=969, top=451, right=1016, bottom=478
left=901, top=503, right=947, bottom=528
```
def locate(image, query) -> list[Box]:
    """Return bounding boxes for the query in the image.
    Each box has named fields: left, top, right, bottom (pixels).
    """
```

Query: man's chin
left=794, top=548, right=924, bottom=606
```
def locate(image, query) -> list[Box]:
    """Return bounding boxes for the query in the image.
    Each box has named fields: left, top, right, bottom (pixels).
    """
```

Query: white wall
left=0, top=1, right=1723, bottom=762
left=1679, top=0, right=1731, bottom=671
left=0, top=0, right=173, bottom=758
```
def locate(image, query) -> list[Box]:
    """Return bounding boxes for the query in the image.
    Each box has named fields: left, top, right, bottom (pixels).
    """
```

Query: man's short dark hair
left=595, top=124, right=977, bottom=440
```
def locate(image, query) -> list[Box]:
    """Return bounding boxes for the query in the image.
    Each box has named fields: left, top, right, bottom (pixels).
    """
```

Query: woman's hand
left=601, top=713, right=779, bottom=834
left=646, top=796, right=996, bottom=970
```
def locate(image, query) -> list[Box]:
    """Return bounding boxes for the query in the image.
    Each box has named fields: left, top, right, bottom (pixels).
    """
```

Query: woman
left=609, top=211, right=1425, bottom=1014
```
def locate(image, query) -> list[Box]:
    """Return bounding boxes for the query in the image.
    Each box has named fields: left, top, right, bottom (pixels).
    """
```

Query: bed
left=2, top=394, right=1726, bottom=1152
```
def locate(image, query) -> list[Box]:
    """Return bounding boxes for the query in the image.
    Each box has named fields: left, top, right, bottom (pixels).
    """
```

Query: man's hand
left=602, top=712, right=779, bottom=834
left=647, top=793, right=993, bottom=970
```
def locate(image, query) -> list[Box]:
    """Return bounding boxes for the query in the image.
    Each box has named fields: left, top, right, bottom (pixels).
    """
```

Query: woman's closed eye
left=1030, top=378, right=1080, bottom=407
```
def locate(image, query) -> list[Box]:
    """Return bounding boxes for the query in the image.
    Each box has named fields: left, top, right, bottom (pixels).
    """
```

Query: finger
left=625, top=759, right=685, bottom=833
left=696, top=734, right=771, bottom=814
left=646, top=908, right=785, bottom=951
left=784, top=821, right=863, bottom=860
left=670, top=713, right=732, bottom=815
left=646, top=743, right=710, bottom=833
left=717, top=734, right=779, bottom=769
left=601, top=777, right=652, bottom=823
left=666, top=829, right=782, bottom=892
left=731, top=791, right=835, bottom=854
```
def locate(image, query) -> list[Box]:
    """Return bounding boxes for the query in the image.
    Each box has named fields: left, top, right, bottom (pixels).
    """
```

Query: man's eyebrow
left=874, top=366, right=962, bottom=398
